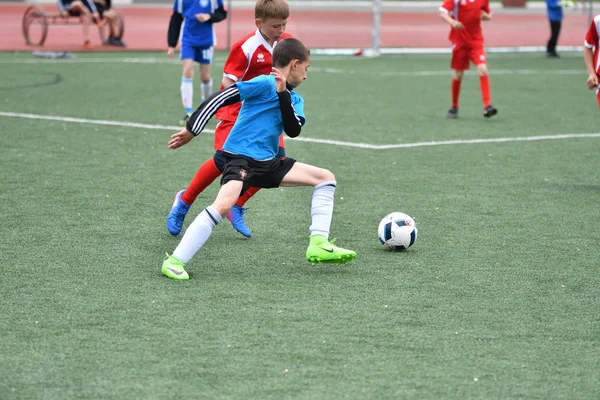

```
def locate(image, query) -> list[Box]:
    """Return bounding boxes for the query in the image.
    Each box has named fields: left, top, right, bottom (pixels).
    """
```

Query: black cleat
left=483, top=105, right=498, bottom=118
left=546, top=52, right=560, bottom=58
left=447, top=106, right=459, bottom=119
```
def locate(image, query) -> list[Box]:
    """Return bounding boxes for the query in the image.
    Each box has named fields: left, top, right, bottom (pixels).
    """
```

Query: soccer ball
left=378, top=212, right=418, bottom=251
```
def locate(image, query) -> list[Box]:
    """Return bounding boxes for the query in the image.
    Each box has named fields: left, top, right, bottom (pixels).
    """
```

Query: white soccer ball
left=378, top=212, right=418, bottom=251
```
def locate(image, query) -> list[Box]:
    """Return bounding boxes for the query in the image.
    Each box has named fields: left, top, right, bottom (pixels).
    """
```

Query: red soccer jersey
left=439, top=0, right=490, bottom=46
left=584, top=15, right=600, bottom=76
left=215, top=29, right=294, bottom=123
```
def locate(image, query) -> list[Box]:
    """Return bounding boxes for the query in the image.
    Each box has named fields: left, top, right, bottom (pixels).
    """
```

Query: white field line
left=2, top=111, right=599, bottom=150
left=0, top=57, right=584, bottom=77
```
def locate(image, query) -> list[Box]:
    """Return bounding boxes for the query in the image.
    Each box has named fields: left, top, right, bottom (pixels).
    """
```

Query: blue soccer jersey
left=173, top=0, right=223, bottom=47
left=222, top=75, right=305, bottom=160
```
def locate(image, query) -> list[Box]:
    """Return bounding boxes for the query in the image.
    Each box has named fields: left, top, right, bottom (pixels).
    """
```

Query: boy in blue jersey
left=167, top=0, right=227, bottom=125
left=161, top=38, right=356, bottom=280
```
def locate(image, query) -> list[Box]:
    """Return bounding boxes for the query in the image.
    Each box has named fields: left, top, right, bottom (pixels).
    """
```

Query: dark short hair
left=273, top=38, right=310, bottom=68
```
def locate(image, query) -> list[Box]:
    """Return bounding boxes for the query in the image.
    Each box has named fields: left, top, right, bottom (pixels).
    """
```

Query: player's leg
left=70, top=2, right=92, bottom=48
left=103, top=8, right=125, bottom=46
left=448, top=44, right=467, bottom=118
left=198, top=47, right=214, bottom=102
left=227, top=146, right=286, bottom=238
left=471, top=48, right=497, bottom=118
left=280, top=162, right=356, bottom=264
left=162, top=180, right=243, bottom=280
left=167, top=150, right=225, bottom=236
left=178, top=120, right=234, bottom=205
left=179, top=53, right=195, bottom=126
left=547, top=20, right=561, bottom=58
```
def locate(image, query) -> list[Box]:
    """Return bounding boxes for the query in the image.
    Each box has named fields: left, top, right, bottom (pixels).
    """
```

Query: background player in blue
left=167, top=0, right=227, bottom=125
left=161, top=38, right=356, bottom=280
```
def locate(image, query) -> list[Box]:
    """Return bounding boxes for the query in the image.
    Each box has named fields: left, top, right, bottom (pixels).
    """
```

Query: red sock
left=181, top=158, right=222, bottom=205
left=479, top=75, right=491, bottom=108
left=235, top=186, right=260, bottom=207
left=451, top=78, right=461, bottom=108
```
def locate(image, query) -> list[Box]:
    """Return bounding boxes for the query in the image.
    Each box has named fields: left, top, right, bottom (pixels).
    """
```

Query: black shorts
left=213, top=147, right=286, bottom=172
left=66, top=7, right=81, bottom=17
left=94, top=3, right=107, bottom=18
left=220, top=152, right=296, bottom=194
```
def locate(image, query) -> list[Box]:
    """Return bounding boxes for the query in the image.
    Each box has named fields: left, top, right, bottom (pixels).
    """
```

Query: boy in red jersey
left=167, top=0, right=292, bottom=238
left=584, top=15, right=600, bottom=107
left=439, top=0, right=498, bottom=119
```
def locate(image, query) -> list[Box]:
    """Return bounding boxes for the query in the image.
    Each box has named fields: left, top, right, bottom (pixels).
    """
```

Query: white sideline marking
left=2, top=111, right=599, bottom=150
left=0, top=111, right=208, bottom=133
left=0, top=57, right=584, bottom=77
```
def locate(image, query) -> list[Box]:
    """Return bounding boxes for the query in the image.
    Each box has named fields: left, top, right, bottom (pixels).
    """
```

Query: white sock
left=201, top=78, right=213, bottom=100
left=181, top=77, right=193, bottom=114
left=173, top=206, right=221, bottom=264
left=309, top=181, right=336, bottom=239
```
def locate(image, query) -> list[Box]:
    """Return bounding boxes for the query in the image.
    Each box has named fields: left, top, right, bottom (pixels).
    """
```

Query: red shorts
left=451, top=43, right=486, bottom=71
left=213, top=120, right=286, bottom=151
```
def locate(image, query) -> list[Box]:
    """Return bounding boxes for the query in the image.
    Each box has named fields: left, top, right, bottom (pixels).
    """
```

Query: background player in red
left=167, top=0, right=292, bottom=238
left=439, top=0, right=498, bottom=119
left=583, top=15, right=600, bottom=107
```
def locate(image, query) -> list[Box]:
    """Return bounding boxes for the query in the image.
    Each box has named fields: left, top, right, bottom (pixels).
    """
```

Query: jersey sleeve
left=235, top=75, right=272, bottom=101
left=482, top=0, right=491, bottom=14
left=223, top=44, right=249, bottom=82
left=585, top=20, right=598, bottom=48
left=291, top=94, right=306, bottom=126
left=439, top=0, right=455, bottom=15
left=173, top=0, right=183, bottom=14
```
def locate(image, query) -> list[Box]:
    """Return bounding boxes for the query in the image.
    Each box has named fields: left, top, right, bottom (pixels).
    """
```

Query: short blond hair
left=255, top=0, right=290, bottom=21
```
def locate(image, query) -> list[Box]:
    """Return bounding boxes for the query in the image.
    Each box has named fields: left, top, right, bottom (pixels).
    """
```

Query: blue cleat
left=167, top=190, right=190, bottom=236
left=227, top=205, right=251, bottom=238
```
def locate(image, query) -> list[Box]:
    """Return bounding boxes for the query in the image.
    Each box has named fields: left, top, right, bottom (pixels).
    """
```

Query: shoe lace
left=235, top=207, right=248, bottom=216
left=326, top=238, right=339, bottom=250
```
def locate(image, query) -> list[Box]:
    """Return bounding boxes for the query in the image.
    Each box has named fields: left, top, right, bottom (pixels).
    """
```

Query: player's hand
left=272, top=67, right=286, bottom=92
left=587, top=73, right=599, bottom=90
left=452, top=21, right=464, bottom=29
left=195, top=13, right=210, bottom=22
left=168, top=129, right=195, bottom=149
left=167, top=47, right=175, bottom=58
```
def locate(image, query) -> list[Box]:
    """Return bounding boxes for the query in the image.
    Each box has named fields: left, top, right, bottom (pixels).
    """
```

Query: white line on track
left=0, top=58, right=585, bottom=77
left=2, top=111, right=599, bottom=150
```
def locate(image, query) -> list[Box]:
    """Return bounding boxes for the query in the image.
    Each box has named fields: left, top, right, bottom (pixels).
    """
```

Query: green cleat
left=161, top=253, right=189, bottom=280
left=178, top=114, right=191, bottom=127
left=306, top=235, right=356, bottom=265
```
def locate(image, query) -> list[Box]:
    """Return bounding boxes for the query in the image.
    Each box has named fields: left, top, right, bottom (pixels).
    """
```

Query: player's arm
left=439, top=8, right=463, bottom=29
left=221, top=76, right=236, bottom=88
left=168, top=86, right=241, bottom=149
left=82, top=0, right=99, bottom=20
left=272, top=68, right=303, bottom=138
left=206, top=5, right=227, bottom=23
left=481, top=11, right=491, bottom=21
left=186, top=85, right=241, bottom=135
left=167, top=12, right=183, bottom=48
left=583, top=45, right=598, bottom=89
left=584, top=22, right=600, bottom=90
left=277, top=90, right=303, bottom=138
